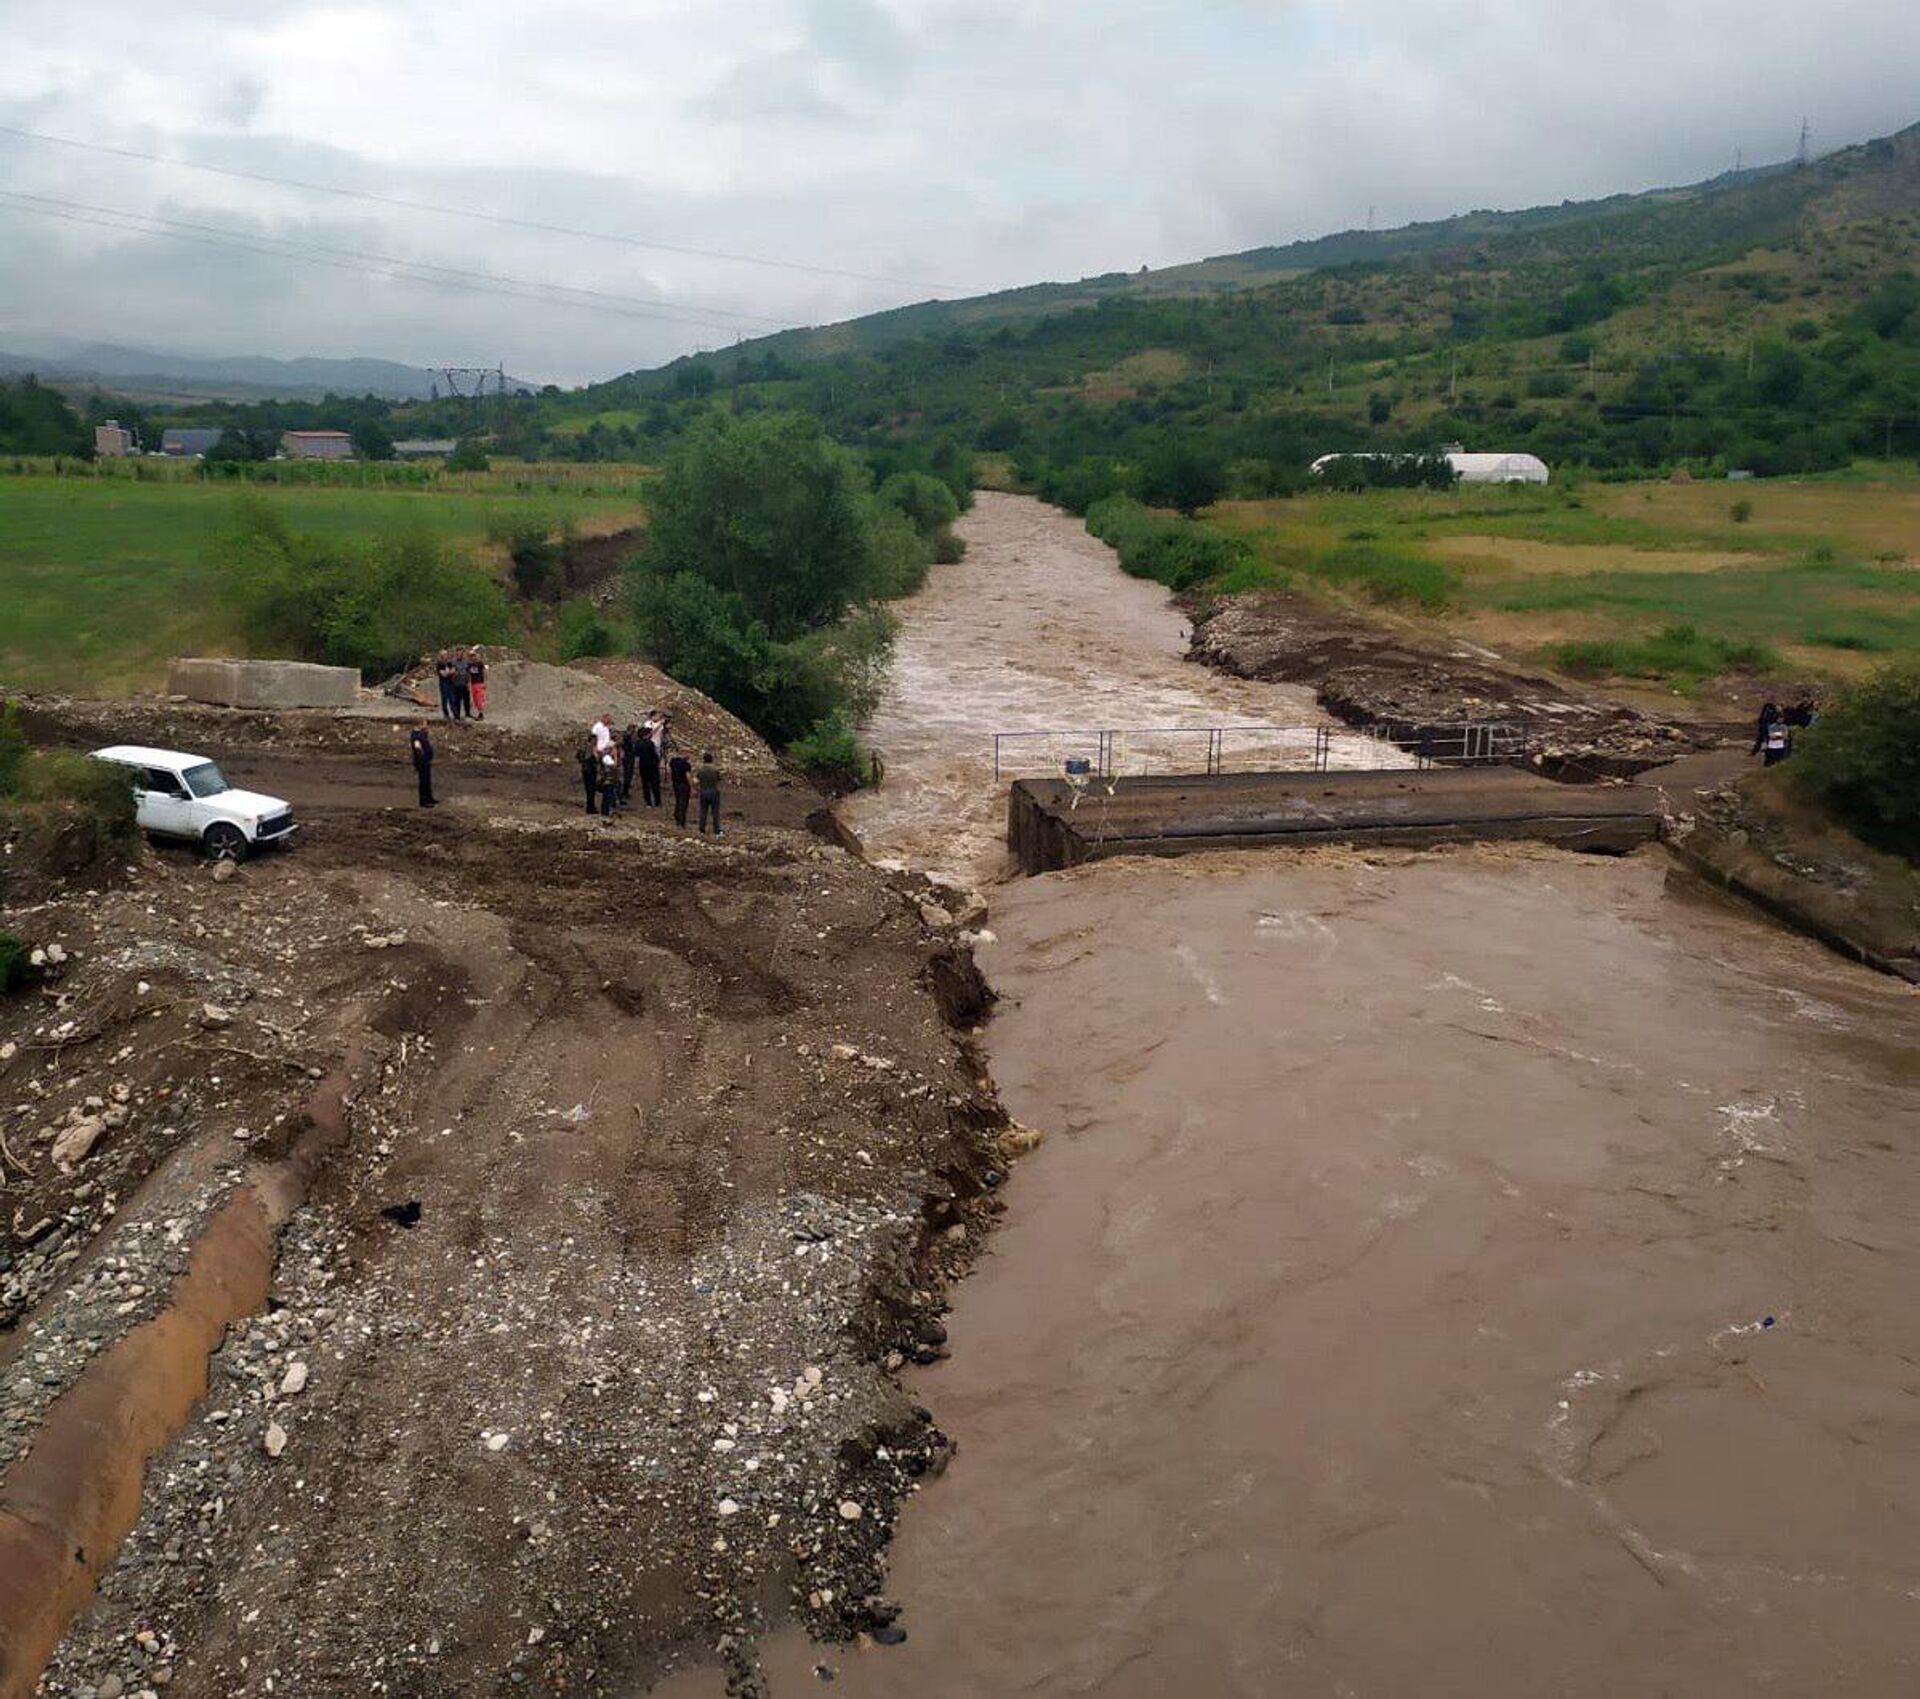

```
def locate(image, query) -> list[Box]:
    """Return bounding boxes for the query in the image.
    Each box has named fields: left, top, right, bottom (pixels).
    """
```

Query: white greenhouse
left=1309, top=449, right=1551, bottom=485
left=1443, top=451, right=1550, bottom=485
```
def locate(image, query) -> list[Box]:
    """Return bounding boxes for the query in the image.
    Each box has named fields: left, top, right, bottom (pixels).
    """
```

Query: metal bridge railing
left=990, top=720, right=1522, bottom=781
left=1370, top=721, right=1526, bottom=769
left=992, top=725, right=1339, bottom=781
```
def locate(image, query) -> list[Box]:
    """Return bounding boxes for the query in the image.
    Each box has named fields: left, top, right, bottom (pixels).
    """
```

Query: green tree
left=557, top=598, right=619, bottom=660
left=225, top=500, right=508, bottom=678
left=878, top=470, right=960, bottom=538
left=1793, top=661, right=1920, bottom=858
left=638, top=411, right=888, bottom=640
left=206, top=426, right=277, bottom=463
left=0, top=377, right=91, bottom=456
left=446, top=438, right=491, bottom=472
left=1138, top=440, right=1228, bottom=517
left=350, top=419, right=397, bottom=461
left=927, top=437, right=977, bottom=509
left=978, top=411, right=1024, bottom=452
left=634, top=572, right=778, bottom=723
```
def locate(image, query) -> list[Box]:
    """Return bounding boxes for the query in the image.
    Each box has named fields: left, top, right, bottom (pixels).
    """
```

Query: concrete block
left=168, top=658, right=360, bottom=710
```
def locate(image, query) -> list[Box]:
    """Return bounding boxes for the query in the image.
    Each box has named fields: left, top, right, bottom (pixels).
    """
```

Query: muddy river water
left=838, top=489, right=1401, bottom=883
left=665, top=495, right=1920, bottom=1696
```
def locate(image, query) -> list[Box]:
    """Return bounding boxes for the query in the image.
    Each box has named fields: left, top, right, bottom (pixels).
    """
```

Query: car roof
left=92, top=745, right=211, bottom=767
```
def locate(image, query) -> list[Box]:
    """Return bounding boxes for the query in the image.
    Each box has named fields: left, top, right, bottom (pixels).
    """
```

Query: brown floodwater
left=657, top=498, right=1920, bottom=1699
left=743, top=850, right=1920, bottom=1698
left=838, top=491, right=1403, bottom=883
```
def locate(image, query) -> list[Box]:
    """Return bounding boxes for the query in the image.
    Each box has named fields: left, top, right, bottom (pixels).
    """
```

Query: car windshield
left=182, top=762, right=232, bottom=799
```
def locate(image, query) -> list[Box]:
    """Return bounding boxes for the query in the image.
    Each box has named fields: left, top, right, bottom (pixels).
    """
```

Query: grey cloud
left=690, top=51, right=864, bottom=128
left=801, top=0, right=910, bottom=75
left=205, top=77, right=268, bottom=129
left=2, top=0, right=1917, bottom=383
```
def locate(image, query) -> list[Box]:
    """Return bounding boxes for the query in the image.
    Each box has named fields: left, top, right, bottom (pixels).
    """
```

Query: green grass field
left=1212, top=469, right=1920, bottom=690
left=0, top=473, right=649, bottom=693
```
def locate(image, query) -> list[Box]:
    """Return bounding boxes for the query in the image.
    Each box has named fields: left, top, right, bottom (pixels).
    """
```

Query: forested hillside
left=542, top=121, right=1920, bottom=488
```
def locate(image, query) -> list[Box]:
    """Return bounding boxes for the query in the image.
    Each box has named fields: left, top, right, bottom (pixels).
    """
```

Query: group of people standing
left=578, top=712, right=724, bottom=833
left=1752, top=697, right=1819, bottom=767
left=435, top=650, right=488, bottom=721
left=408, top=700, right=727, bottom=830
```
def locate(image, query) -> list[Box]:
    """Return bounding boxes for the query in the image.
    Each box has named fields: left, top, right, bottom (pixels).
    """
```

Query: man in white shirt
left=591, top=713, right=615, bottom=754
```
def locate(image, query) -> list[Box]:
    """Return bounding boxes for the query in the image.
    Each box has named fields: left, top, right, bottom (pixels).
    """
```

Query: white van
left=91, top=745, right=298, bottom=862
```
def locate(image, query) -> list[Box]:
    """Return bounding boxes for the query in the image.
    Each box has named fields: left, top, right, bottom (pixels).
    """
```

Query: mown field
left=0, top=467, right=652, bottom=694
left=1209, top=467, right=1920, bottom=693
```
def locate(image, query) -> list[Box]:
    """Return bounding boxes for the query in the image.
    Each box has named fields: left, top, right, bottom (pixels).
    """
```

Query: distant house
left=391, top=438, right=458, bottom=459
left=160, top=428, right=223, bottom=458
left=282, top=429, right=354, bottom=461
left=94, top=420, right=134, bottom=458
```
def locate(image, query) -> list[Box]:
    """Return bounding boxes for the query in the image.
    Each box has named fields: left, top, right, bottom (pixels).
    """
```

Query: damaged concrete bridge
left=1007, top=766, right=1664, bottom=874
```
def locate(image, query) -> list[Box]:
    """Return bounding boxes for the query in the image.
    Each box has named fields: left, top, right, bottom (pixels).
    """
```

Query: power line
left=0, top=122, right=968, bottom=296
left=0, top=186, right=795, bottom=328
left=0, top=189, right=800, bottom=336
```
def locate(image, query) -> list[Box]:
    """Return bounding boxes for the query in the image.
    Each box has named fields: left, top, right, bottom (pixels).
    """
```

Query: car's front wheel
left=203, top=823, right=250, bottom=863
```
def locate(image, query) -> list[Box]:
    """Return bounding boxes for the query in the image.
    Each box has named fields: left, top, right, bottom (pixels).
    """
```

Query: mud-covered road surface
left=724, top=846, right=1920, bottom=1697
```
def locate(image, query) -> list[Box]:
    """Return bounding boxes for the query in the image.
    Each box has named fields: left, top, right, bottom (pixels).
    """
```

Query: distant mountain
left=540, top=118, right=1920, bottom=481
left=617, top=144, right=1859, bottom=369
left=0, top=342, right=540, bottom=402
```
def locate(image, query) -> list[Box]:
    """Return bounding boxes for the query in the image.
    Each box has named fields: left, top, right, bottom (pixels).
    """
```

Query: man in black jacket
left=620, top=724, right=639, bottom=802
left=409, top=724, right=436, bottom=807
left=636, top=721, right=663, bottom=807
left=576, top=737, right=600, bottom=814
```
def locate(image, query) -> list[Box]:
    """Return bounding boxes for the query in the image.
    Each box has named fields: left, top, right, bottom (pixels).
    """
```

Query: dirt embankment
left=1662, top=770, right=1920, bottom=983
left=1187, top=587, right=1726, bottom=776
left=2, top=734, right=1010, bottom=1697
left=1183, top=588, right=1920, bottom=980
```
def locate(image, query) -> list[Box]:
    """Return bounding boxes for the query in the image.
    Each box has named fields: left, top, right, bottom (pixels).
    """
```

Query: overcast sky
left=2, top=0, right=1917, bottom=386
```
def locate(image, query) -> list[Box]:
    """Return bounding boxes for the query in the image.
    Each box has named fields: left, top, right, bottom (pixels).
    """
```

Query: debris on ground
left=1188, top=587, right=1726, bottom=776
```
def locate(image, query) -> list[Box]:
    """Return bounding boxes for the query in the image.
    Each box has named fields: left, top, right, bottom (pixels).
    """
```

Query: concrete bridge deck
left=1007, top=767, right=1664, bottom=874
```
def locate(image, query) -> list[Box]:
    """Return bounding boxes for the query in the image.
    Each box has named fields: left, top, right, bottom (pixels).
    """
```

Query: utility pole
left=1734, top=146, right=1744, bottom=174
left=1796, top=117, right=1811, bottom=169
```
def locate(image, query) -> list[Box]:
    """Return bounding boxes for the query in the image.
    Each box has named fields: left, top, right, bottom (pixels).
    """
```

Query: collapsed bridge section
left=1007, top=767, right=1663, bottom=875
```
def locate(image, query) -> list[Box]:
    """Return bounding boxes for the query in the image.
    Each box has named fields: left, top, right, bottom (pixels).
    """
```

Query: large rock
left=169, top=658, right=359, bottom=710
left=52, top=1115, right=106, bottom=1169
